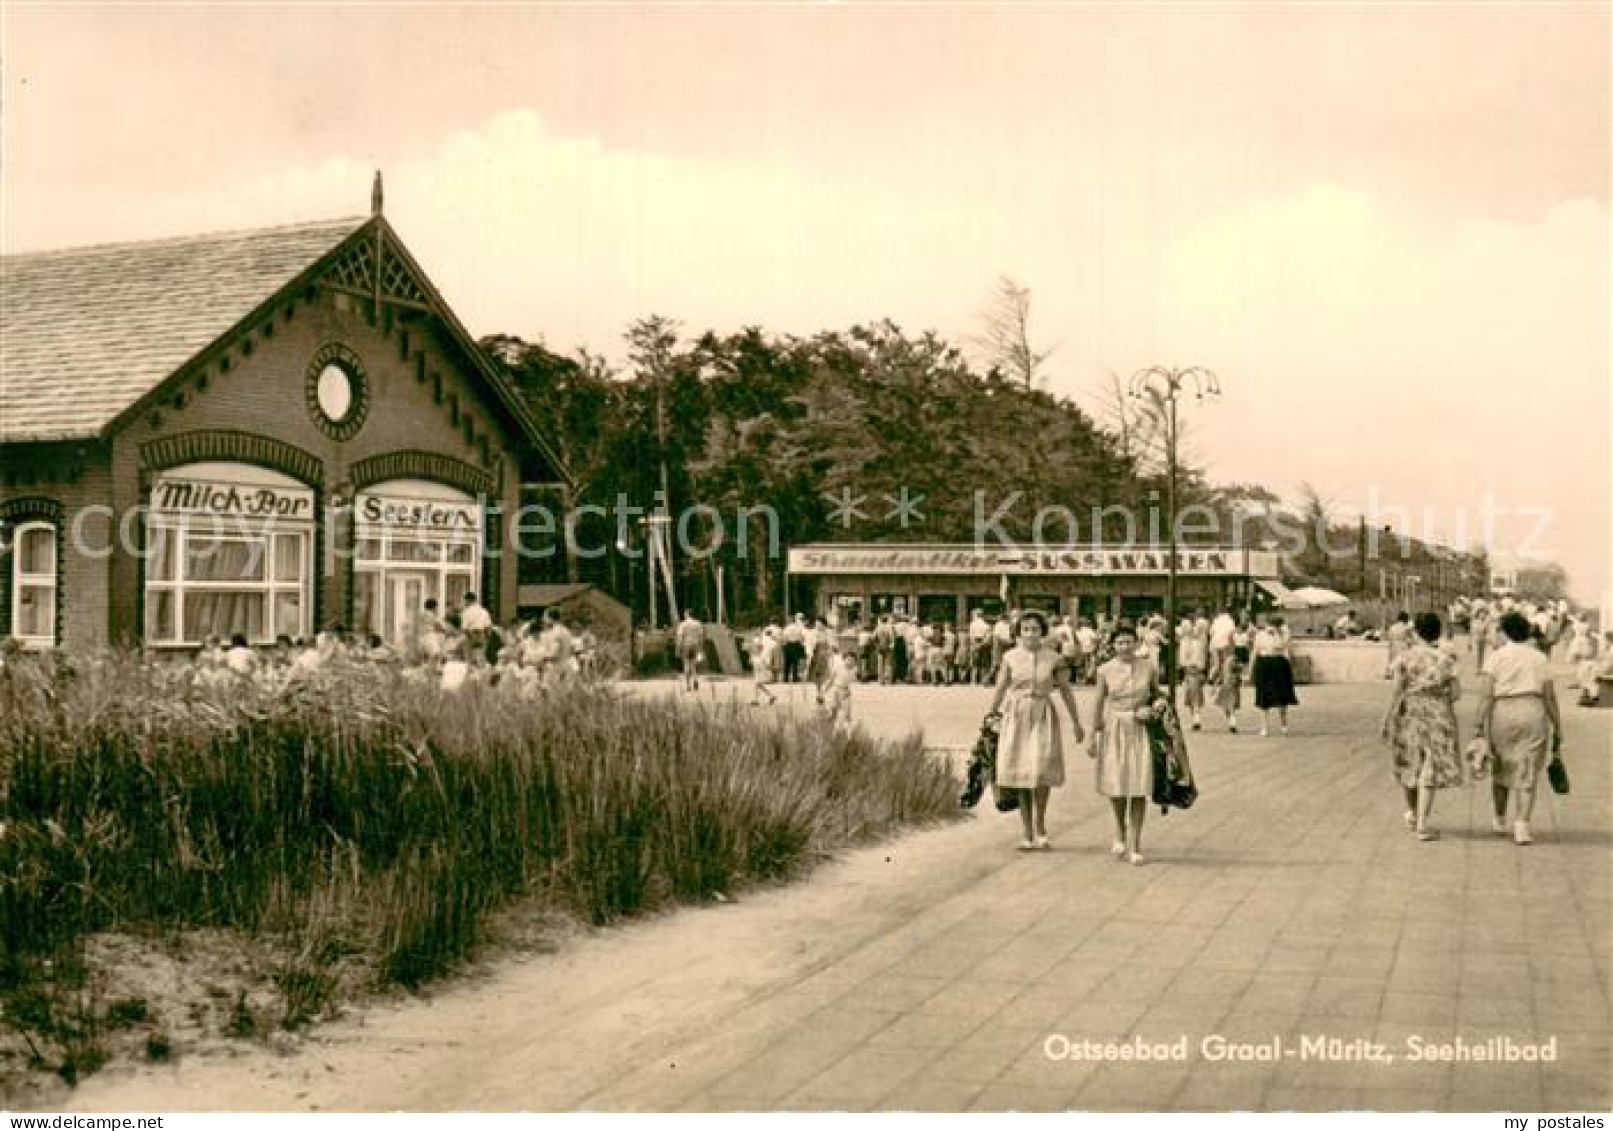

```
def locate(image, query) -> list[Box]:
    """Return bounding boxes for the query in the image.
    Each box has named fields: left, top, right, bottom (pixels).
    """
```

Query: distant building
left=787, top=543, right=1284, bottom=624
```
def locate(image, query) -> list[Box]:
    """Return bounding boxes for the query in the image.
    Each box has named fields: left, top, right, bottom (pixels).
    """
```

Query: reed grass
left=1, top=655, right=957, bottom=1023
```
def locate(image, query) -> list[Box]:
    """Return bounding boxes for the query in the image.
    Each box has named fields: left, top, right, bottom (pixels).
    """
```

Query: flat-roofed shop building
left=787, top=543, right=1286, bottom=624
left=0, top=199, right=556, bottom=651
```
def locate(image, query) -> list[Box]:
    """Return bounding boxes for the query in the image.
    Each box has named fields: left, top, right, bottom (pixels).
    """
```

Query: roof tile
left=1, top=218, right=366, bottom=443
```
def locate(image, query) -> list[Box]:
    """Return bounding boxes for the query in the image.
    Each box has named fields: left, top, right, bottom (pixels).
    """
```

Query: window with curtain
left=11, top=522, right=58, bottom=647
left=145, top=520, right=308, bottom=645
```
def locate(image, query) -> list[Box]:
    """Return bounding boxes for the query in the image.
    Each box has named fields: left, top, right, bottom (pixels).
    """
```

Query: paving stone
left=925, top=1026, right=1049, bottom=1086
left=873, top=1071, right=987, bottom=1112
left=863, top=1008, right=986, bottom=1051
left=1236, top=972, right=1316, bottom=1013
left=780, top=1044, right=935, bottom=1107
left=1073, top=1063, right=1192, bottom=1107
left=1377, top=991, right=1459, bottom=1025
left=967, top=1081, right=1083, bottom=1111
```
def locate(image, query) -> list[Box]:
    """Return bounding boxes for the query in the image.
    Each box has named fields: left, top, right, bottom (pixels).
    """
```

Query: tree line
left=483, top=317, right=1500, bottom=623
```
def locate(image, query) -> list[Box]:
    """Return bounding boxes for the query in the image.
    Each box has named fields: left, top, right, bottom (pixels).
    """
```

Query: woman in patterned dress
left=1089, top=622, right=1160, bottom=865
left=984, top=610, right=1086, bottom=851
left=1380, top=612, right=1465, bottom=840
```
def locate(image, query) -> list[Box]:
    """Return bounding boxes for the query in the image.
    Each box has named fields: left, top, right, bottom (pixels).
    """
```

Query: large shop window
left=144, top=463, right=313, bottom=646
left=11, top=521, right=58, bottom=648
left=352, top=480, right=482, bottom=648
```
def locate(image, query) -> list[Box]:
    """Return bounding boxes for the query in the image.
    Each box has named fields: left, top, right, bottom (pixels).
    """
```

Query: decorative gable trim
left=348, top=450, right=494, bottom=498
left=319, top=228, right=432, bottom=312
left=139, top=430, right=325, bottom=488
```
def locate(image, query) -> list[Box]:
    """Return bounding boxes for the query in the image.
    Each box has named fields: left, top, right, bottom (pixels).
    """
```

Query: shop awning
left=1253, top=578, right=1294, bottom=605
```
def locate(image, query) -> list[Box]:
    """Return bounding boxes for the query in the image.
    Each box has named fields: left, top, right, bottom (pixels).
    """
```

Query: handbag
left=1464, top=736, right=1493, bottom=781
left=1547, top=756, right=1570, bottom=795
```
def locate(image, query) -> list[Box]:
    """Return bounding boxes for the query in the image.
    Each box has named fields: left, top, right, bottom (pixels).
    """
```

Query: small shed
left=516, top=583, right=629, bottom=637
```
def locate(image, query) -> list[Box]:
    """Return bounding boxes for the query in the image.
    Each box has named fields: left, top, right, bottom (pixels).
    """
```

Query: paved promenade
left=69, top=668, right=1610, bottom=1113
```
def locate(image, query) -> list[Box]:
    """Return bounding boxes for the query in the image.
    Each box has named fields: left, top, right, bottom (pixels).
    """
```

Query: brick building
left=0, top=194, right=556, bottom=651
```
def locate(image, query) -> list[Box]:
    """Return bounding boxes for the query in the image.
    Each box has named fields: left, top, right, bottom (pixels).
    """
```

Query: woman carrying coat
left=1089, top=621, right=1160, bottom=865
left=984, top=610, right=1085, bottom=851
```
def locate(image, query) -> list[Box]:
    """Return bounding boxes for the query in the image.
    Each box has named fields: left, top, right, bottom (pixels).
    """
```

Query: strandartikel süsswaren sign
left=787, top=546, right=1279, bottom=577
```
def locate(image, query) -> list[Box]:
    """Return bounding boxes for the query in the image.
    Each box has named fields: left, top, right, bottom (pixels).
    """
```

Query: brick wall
left=2, top=286, right=530, bottom=649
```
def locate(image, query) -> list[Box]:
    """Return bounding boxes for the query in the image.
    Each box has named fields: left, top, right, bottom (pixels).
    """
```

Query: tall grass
left=0, top=655, right=957, bottom=1015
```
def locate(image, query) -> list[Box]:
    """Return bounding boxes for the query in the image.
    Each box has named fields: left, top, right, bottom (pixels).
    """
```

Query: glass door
left=387, top=573, right=430, bottom=648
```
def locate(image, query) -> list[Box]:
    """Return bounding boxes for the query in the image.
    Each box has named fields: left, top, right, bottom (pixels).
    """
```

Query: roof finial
left=371, top=170, right=384, bottom=216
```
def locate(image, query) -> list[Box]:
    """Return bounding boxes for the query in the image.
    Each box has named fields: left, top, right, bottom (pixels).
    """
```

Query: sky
left=3, top=3, right=1609, bottom=606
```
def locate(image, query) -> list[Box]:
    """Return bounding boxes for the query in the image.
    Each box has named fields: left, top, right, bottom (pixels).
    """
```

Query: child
left=822, top=651, right=855, bottom=730
left=750, top=627, right=779, bottom=706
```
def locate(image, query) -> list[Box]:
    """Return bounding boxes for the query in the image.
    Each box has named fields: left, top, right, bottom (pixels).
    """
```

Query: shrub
left=1, top=652, right=958, bottom=1078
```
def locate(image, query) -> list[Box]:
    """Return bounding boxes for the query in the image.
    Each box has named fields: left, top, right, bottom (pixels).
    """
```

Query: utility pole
left=1129, top=366, right=1220, bottom=706
left=653, top=366, right=680, bottom=624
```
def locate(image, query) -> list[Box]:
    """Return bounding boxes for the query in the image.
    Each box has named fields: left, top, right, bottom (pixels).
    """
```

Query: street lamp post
left=1129, top=365, right=1221, bottom=706
left=617, top=533, right=638, bottom=672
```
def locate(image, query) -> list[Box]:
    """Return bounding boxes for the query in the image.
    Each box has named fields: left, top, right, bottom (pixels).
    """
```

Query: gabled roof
left=0, top=217, right=559, bottom=476
left=1, top=218, right=366, bottom=443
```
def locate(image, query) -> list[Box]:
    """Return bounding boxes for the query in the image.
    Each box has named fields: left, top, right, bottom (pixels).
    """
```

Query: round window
left=305, top=343, right=369, bottom=440
left=317, top=364, right=355, bottom=422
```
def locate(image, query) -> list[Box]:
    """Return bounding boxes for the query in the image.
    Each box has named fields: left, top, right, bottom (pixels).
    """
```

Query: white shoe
left=1128, top=852, right=1147, bottom=866
left=1491, top=816, right=1509, bottom=836
left=1403, top=810, right=1416, bottom=830
left=1110, top=840, right=1126, bottom=858
left=1513, top=821, right=1533, bottom=846
left=1259, top=727, right=1269, bottom=738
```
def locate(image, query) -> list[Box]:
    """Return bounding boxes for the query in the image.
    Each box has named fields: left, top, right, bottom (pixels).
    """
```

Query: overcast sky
left=3, top=4, right=1608, bottom=606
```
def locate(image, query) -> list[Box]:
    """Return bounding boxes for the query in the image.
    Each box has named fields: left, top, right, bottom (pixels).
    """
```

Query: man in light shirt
left=675, top=611, right=706, bottom=692
left=990, top=610, right=1015, bottom=680
left=459, top=592, right=493, bottom=664
left=967, top=609, right=992, bottom=685
left=1209, top=607, right=1236, bottom=682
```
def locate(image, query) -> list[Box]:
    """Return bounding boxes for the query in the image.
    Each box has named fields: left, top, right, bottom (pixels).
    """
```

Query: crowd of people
left=6, top=582, right=1599, bottom=858
left=736, top=606, right=1304, bottom=740
left=76, top=591, right=612, bottom=697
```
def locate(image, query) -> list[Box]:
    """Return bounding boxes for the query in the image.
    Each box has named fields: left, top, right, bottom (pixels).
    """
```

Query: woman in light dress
left=1089, top=622, right=1160, bottom=865
left=984, top=611, right=1086, bottom=851
left=1381, top=612, right=1465, bottom=841
left=1178, top=615, right=1209, bottom=731
left=1476, top=611, right=1562, bottom=845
